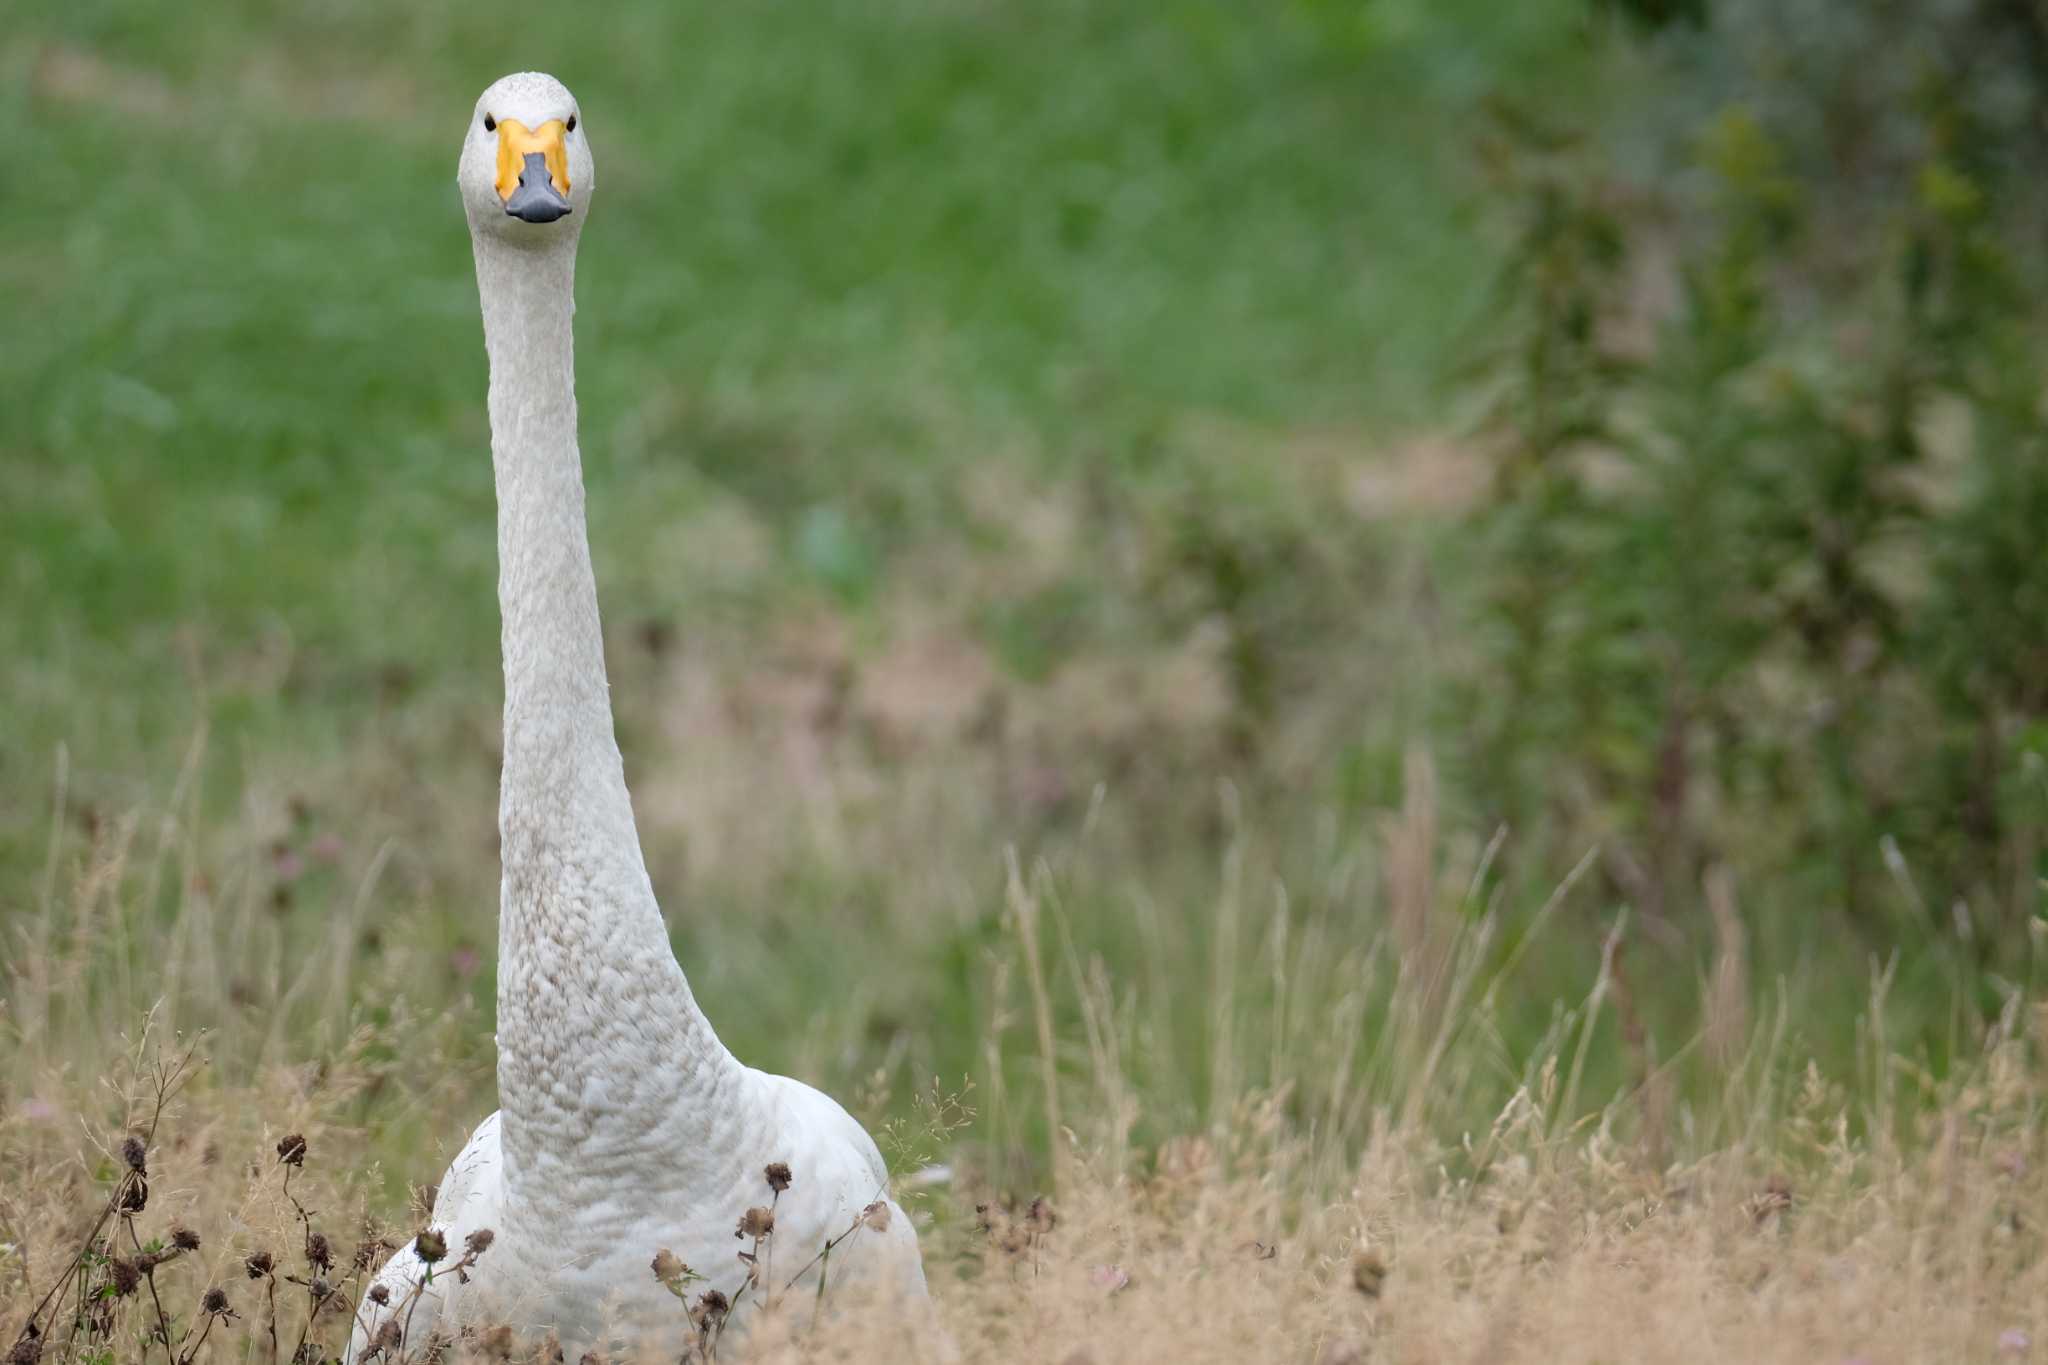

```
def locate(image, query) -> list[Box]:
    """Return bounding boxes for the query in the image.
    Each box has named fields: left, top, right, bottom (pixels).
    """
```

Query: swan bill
left=495, top=118, right=573, bottom=223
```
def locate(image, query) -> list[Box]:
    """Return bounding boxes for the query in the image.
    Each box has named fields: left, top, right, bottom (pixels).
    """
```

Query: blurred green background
left=3, top=0, right=2046, bottom=1182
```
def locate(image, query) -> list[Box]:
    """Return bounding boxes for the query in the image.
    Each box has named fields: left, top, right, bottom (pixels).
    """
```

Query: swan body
left=351, top=73, right=927, bottom=1359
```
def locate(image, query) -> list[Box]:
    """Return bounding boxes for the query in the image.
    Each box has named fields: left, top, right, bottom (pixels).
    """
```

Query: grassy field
left=5, top=1, right=2046, bottom=1361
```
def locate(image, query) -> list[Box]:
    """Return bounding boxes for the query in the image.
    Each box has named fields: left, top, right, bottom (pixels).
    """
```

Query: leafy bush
left=1466, top=0, right=2048, bottom=965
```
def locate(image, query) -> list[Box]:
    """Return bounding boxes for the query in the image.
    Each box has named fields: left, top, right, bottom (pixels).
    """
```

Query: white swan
left=351, top=72, right=928, bottom=1359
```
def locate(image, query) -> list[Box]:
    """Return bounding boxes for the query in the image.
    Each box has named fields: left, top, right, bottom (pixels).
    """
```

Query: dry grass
left=2, top=1009, right=2043, bottom=1364
left=3, top=746, right=2044, bottom=1364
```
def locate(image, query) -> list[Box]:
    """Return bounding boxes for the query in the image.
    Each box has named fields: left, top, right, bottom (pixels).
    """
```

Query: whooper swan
left=351, top=72, right=930, bottom=1360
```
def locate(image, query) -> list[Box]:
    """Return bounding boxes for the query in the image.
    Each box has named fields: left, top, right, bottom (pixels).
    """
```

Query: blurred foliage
left=6, top=0, right=2048, bottom=1194
left=1466, top=0, right=2048, bottom=970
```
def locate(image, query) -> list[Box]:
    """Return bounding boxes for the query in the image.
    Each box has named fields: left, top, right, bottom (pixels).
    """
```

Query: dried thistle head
left=651, top=1248, right=690, bottom=1287
left=735, top=1207, right=775, bottom=1241
left=1351, top=1248, right=1388, bottom=1300
left=245, top=1250, right=274, bottom=1280
left=170, top=1225, right=201, bottom=1252
left=276, top=1133, right=308, bottom=1167
left=6, top=1324, right=43, bottom=1365
left=372, top=1318, right=405, bottom=1358
left=861, top=1201, right=892, bottom=1233
left=353, top=1231, right=391, bottom=1271
left=120, top=1179, right=148, bottom=1214
left=689, top=1289, right=730, bottom=1334
left=464, top=1228, right=496, bottom=1258
left=305, top=1231, right=332, bottom=1271
left=120, top=1135, right=147, bottom=1173
left=368, top=1284, right=391, bottom=1306
left=109, top=1258, right=142, bottom=1298
left=1026, top=1196, right=1057, bottom=1234
left=201, top=1287, right=230, bottom=1316
left=414, top=1228, right=449, bottom=1265
left=764, top=1162, right=792, bottom=1194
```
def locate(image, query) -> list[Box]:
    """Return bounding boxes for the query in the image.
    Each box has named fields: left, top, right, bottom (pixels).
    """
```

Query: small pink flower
left=309, top=834, right=345, bottom=864
left=19, top=1098, right=58, bottom=1122
left=271, top=849, right=305, bottom=882
left=1087, top=1264, right=1130, bottom=1294
left=1999, top=1328, right=2030, bottom=1355
left=450, top=946, right=481, bottom=977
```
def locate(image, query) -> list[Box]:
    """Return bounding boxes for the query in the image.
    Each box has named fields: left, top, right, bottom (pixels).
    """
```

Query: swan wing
left=349, top=1110, right=504, bottom=1358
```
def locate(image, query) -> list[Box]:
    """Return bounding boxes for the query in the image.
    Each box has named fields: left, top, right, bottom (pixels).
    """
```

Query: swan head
left=459, top=72, right=594, bottom=244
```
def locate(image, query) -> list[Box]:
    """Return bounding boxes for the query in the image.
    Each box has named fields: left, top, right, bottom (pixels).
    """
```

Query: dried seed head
left=6, top=1324, right=42, bottom=1365
left=109, top=1258, right=142, bottom=1298
left=305, top=1232, right=332, bottom=1271
left=244, top=1250, right=274, bottom=1279
left=170, top=1225, right=201, bottom=1252
left=202, top=1287, right=230, bottom=1316
left=121, top=1136, right=148, bottom=1173
left=690, top=1289, right=730, bottom=1333
left=308, top=1277, right=333, bottom=1302
left=276, top=1133, right=308, bottom=1167
left=764, top=1162, right=792, bottom=1194
left=368, top=1284, right=391, bottom=1306
left=414, top=1229, right=448, bottom=1265
left=1026, top=1196, right=1057, bottom=1233
left=477, top=1325, right=515, bottom=1361
left=373, top=1318, right=405, bottom=1356
left=861, top=1201, right=892, bottom=1233
left=651, top=1249, right=689, bottom=1286
left=464, top=1229, right=496, bottom=1257
left=1351, top=1248, right=1387, bottom=1299
left=121, top=1178, right=148, bottom=1214
left=735, top=1207, right=775, bottom=1241
left=578, top=1355, right=605, bottom=1365
left=352, top=1232, right=388, bottom=1271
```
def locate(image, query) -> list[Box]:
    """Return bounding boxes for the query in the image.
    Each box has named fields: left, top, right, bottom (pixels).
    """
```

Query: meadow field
left=4, top=1, right=2046, bottom=1360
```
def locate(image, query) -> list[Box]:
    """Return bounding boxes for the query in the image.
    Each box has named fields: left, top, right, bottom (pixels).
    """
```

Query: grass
left=1, top=0, right=1621, bottom=1125
left=5, top=0, right=2044, bottom=1359
left=3, top=833, right=2044, bottom=1363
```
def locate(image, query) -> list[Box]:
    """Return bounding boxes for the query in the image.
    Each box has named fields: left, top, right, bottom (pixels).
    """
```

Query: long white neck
left=471, top=225, right=748, bottom=1202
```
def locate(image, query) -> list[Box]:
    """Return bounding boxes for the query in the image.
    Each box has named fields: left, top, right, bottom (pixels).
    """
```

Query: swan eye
left=565, top=114, right=577, bottom=133
left=483, top=113, right=497, bottom=132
